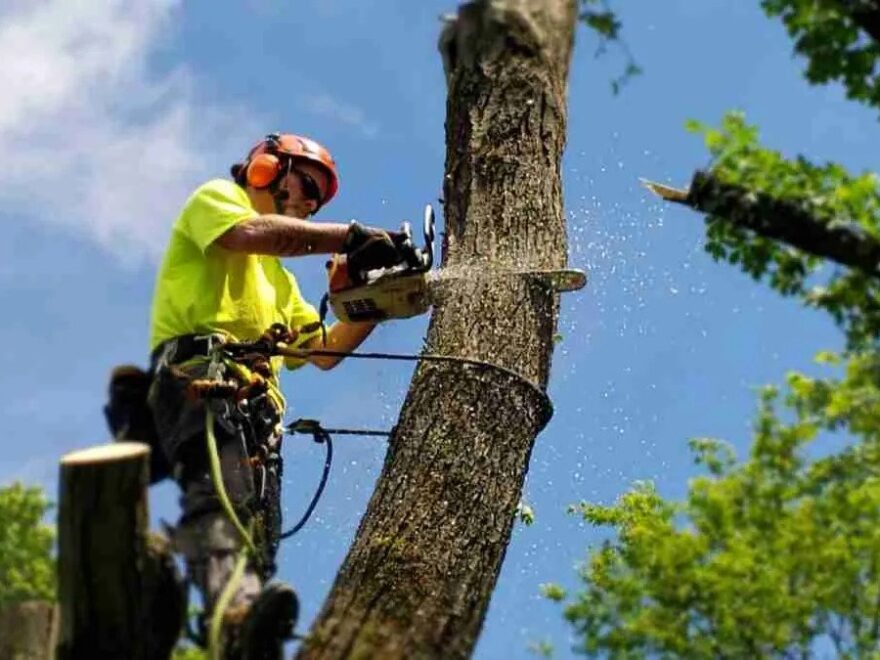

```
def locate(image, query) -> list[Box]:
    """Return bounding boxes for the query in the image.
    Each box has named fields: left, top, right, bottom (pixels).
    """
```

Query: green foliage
left=761, top=0, right=880, bottom=111
left=528, top=639, right=555, bottom=658
left=687, top=111, right=880, bottom=350
left=517, top=502, right=536, bottom=526
left=578, top=1, right=641, bottom=94
left=553, top=353, right=880, bottom=657
left=582, top=9, right=620, bottom=41
left=0, top=482, right=55, bottom=607
left=579, top=0, right=621, bottom=40
left=541, top=583, right=567, bottom=602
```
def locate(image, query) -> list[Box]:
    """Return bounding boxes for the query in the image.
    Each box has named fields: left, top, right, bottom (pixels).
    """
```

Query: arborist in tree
left=145, top=133, right=410, bottom=658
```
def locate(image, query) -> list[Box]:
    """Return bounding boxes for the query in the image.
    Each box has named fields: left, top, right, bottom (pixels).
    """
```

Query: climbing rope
left=204, top=326, right=556, bottom=545
left=201, top=347, right=273, bottom=657
left=207, top=524, right=251, bottom=660
left=205, top=407, right=259, bottom=557
left=221, top=322, right=555, bottom=428
left=279, top=420, right=334, bottom=540
left=204, top=408, right=256, bottom=660
left=274, top=343, right=555, bottom=429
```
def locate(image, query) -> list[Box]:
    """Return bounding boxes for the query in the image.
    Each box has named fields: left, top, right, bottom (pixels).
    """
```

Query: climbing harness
left=188, top=322, right=558, bottom=548
left=205, top=327, right=558, bottom=549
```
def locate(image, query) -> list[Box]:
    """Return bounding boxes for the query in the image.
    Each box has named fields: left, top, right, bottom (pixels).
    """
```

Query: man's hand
left=343, top=222, right=408, bottom=274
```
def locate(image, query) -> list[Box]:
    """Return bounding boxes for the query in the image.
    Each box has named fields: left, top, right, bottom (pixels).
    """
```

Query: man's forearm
left=217, top=215, right=350, bottom=257
left=304, top=321, right=377, bottom=370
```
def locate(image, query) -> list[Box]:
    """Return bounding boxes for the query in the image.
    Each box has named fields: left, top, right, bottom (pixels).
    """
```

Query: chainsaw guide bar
left=426, top=267, right=587, bottom=293
left=327, top=204, right=588, bottom=323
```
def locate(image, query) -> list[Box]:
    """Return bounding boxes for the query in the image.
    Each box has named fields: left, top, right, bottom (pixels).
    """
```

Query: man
left=147, top=133, right=408, bottom=658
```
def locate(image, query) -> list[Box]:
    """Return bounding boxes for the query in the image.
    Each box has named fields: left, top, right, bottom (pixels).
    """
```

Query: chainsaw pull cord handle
left=280, top=420, right=334, bottom=539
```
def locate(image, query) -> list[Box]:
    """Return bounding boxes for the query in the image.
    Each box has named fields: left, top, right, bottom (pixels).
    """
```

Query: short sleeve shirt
left=149, top=179, right=320, bottom=369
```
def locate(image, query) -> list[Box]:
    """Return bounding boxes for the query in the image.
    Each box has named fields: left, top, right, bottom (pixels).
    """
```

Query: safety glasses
left=290, top=166, right=323, bottom=205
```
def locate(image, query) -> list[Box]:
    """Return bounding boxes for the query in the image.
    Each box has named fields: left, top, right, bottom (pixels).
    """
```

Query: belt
left=150, top=333, right=227, bottom=369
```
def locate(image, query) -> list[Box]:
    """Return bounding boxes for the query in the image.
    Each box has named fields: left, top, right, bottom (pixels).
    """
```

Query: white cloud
left=302, top=93, right=380, bottom=139
left=0, top=0, right=257, bottom=266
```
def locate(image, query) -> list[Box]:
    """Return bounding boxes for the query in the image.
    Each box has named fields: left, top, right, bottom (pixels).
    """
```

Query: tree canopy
left=552, top=353, right=880, bottom=656
left=0, top=482, right=55, bottom=608
left=547, top=1, right=880, bottom=657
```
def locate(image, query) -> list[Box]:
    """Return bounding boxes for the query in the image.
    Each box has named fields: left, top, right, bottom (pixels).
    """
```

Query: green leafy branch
left=649, top=111, right=880, bottom=350
left=761, top=0, right=880, bottom=111
left=551, top=351, right=880, bottom=657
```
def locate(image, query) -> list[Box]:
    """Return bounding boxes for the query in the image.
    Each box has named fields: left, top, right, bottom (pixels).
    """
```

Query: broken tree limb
left=56, top=442, right=183, bottom=660
left=642, top=170, right=880, bottom=278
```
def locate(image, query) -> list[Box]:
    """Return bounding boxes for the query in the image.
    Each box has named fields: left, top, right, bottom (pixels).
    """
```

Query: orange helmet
left=237, top=133, right=339, bottom=206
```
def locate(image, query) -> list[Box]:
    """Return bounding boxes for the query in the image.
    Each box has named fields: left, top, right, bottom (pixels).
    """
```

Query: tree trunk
left=0, top=600, right=58, bottom=660
left=57, top=442, right=183, bottom=660
left=298, top=1, right=576, bottom=658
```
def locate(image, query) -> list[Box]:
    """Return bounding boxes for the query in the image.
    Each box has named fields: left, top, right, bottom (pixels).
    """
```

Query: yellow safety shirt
left=149, top=179, right=320, bottom=369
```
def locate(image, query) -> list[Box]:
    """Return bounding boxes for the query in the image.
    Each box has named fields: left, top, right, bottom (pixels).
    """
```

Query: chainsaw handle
left=393, top=204, right=434, bottom=271
left=395, top=221, right=425, bottom=270
left=423, top=205, right=435, bottom=270
left=327, top=253, right=355, bottom=291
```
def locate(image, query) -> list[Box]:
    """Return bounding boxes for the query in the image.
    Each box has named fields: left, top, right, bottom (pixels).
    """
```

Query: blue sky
left=0, top=1, right=873, bottom=657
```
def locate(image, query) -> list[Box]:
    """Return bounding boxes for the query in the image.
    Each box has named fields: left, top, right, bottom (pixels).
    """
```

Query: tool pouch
left=104, top=364, right=172, bottom=484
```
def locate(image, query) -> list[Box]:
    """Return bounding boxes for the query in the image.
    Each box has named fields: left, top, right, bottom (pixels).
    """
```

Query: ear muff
left=246, top=153, right=283, bottom=189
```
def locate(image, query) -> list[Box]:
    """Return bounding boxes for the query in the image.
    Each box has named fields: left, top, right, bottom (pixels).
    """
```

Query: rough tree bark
left=298, top=1, right=577, bottom=658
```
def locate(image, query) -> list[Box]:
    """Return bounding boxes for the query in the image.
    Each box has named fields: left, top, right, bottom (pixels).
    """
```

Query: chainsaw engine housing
left=327, top=205, right=435, bottom=323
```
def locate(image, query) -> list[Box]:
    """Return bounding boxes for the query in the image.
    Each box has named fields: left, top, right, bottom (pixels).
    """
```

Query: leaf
left=517, top=502, right=536, bottom=526
left=540, top=583, right=567, bottom=602
left=581, top=10, right=621, bottom=39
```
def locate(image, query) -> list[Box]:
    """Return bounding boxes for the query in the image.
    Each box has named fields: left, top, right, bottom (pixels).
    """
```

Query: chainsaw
left=324, top=204, right=588, bottom=325
left=325, top=205, right=436, bottom=323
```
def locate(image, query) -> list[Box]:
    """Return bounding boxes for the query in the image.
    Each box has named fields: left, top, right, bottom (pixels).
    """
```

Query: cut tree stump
left=0, top=600, right=58, bottom=660
left=57, top=442, right=183, bottom=660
